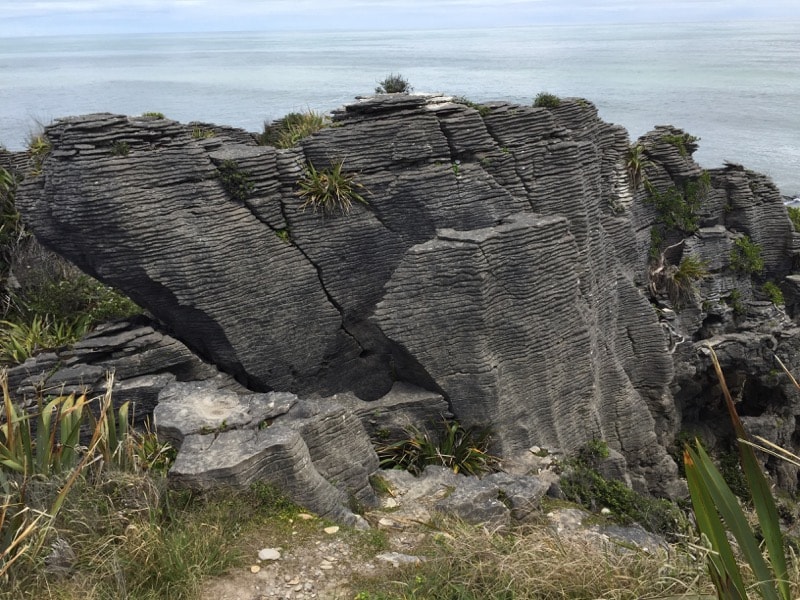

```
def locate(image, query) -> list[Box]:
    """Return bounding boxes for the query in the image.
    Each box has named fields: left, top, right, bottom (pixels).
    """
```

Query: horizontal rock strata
left=14, top=93, right=800, bottom=497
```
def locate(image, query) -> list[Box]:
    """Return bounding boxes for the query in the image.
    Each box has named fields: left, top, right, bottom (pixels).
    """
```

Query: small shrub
left=660, top=132, right=700, bottom=158
left=451, top=96, right=491, bottom=117
left=788, top=206, right=800, bottom=232
left=533, top=92, right=561, bottom=108
left=376, top=419, right=500, bottom=477
left=110, top=140, right=130, bottom=156
left=762, top=280, right=784, bottom=306
left=560, top=441, right=683, bottom=537
left=217, top=159, right=255, bottom=203
left=730, top=235, right=764, bottom=274
left=141, top=111, right=165, bottom=119
left=259, top=110, right=330, bottom=149
left=727, top=288, right=745, bottom=315
left=645, top=171, right=709, bottom=234
left=375, top=73, right=412, bottom=94
left=296, top=159, right=367, bottom=215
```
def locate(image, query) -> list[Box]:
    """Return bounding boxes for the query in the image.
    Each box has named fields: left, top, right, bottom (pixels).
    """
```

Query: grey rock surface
left=13, top=92, right=800, bottom=495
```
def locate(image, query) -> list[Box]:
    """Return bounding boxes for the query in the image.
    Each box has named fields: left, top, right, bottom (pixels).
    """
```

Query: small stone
left=287, top=577, right=300, bottom=585
left=304, top=582, right=314, bottom=591
left=600, top=507, right=612, bottom=515
left=297, top=513, right=315, bottom=520
left=320, top=560, right=333, bottom=570
left=323, top=526, right=339, bottom=534
left=258, top=548, right=281, bottom=561
left=378, top=517, right=397, bottom=529
left=323, top=555, right=336, bottom=562
left=250, top=565, right=261, bottom=573
left=384, top=497, right=399, bottom=508
left=293, top=584, right=303, bottom=592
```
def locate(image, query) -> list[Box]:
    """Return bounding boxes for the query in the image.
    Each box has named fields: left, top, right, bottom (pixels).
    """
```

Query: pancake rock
left=15, top=94, right=800, bottom=496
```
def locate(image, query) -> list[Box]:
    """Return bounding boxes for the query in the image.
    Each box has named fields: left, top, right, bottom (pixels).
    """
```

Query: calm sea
left=1, top=21, right=799, bottom=194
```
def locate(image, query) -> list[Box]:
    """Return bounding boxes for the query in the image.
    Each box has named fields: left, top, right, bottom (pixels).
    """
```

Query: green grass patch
left=259, top=110, right=330, bottom=148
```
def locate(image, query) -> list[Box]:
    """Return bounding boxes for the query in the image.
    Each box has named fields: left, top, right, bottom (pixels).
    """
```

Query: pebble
left=297, top=513, right=315, bottom=520
left=250, top=565, right=261, bottom=573
left=323, top=526, right=339, bottom=534
left=258, top=548, right=281, bottom=561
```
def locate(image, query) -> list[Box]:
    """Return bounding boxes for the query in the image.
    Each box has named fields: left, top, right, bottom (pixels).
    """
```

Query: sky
left=3, top=0, right=800, bottom=36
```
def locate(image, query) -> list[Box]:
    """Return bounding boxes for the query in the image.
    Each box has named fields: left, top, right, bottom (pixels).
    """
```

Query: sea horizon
left=2, top=21, right=799, bottom=194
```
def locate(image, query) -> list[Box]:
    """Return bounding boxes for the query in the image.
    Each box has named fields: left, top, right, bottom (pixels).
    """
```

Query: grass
left=626, top=144, right=653, bottom=190
left=352, top=517, right=713, bottom=600
left=296, top=159, right=367, bottom=215
left=375, top=74, right=412, bottom=94
left=259, top=110, right=330, bottom=148
left=141, top=112, right=165, bottom=119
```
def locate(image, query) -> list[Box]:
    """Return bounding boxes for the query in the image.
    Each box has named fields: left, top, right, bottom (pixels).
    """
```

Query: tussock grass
left=355, top=519, right=714, bottom=599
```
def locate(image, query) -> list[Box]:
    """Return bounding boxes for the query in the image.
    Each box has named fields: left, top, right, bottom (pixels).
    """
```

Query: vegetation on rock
left=660, top=132, right=700, bottom=158
left=259, top=110, right=330, bottom=148
left=375, top=73, right=412, bottom=94
left=216, top=159, right=255, bottom=203
left=533, top=91, right=561, bottom=108
left=375, top=419, right=499, bottom=477
left=730, top=234, right=764, bottom=274
left=297, top=159, right=367, bottom=215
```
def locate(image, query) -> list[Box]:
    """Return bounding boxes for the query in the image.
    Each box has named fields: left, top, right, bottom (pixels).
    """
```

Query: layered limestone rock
left=14, top=93, right=800, bottom=499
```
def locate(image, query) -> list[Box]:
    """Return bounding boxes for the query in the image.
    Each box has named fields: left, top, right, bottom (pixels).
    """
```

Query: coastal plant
left=216, top=159, right=255, bottom=203
left=533, top=92, right=561, bottom=108
left=451, top=96, right=491, bottom=117
left=26, top=134, right=50, bottom=176
left=141, top=111, right=165, bottom=119
left=0, top=314, right=92, bottom=364
left=684, top=347, right=793, bottom=599
left=110, top=140, right=130, bottom=156
left=730, top=235, right=764, bottom=274
left=645, top=171, right=709, bottom=234
left=727, top=288, right=746, bottom=315
left=296, top=159, right=367, bottom=215
left=661, top=132, right=700, bottom=158
left=375, top=73, right=412, bottom=94
left=0, top=168, right=23, bottom=271
left=787, top=206, right=800, bottom=232
left=626, top=144, right=653, bottom=190
left=762, top=281, right=784, bottom=306
left=663, top=255, right=709, bottom=308
left=559, top=439, right=683, bottom=536
left=259, top=110, right=330, bottom=149
left=376, top=419, right=500, bottom=477
left=191, top=126, right=215, bottom=139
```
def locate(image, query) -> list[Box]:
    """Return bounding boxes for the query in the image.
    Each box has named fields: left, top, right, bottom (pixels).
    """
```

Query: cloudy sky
left=4, top=0, right=800, bottom=36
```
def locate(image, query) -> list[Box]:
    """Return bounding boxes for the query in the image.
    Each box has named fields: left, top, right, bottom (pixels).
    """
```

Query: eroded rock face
left=15, top=94, right=800, bottom=495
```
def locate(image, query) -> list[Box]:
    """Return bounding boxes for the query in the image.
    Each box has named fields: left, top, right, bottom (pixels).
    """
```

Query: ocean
left=1, top=21, right=799, bottom=194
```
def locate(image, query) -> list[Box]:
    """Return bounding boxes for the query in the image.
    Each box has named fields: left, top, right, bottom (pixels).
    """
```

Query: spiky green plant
left=376, top=419, right=499, bottom=477
left=626, top=144, right=653, bottom=190
left=296, top=159, right=367, bottom=215
left=684, top=347, right=792, bottom=600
